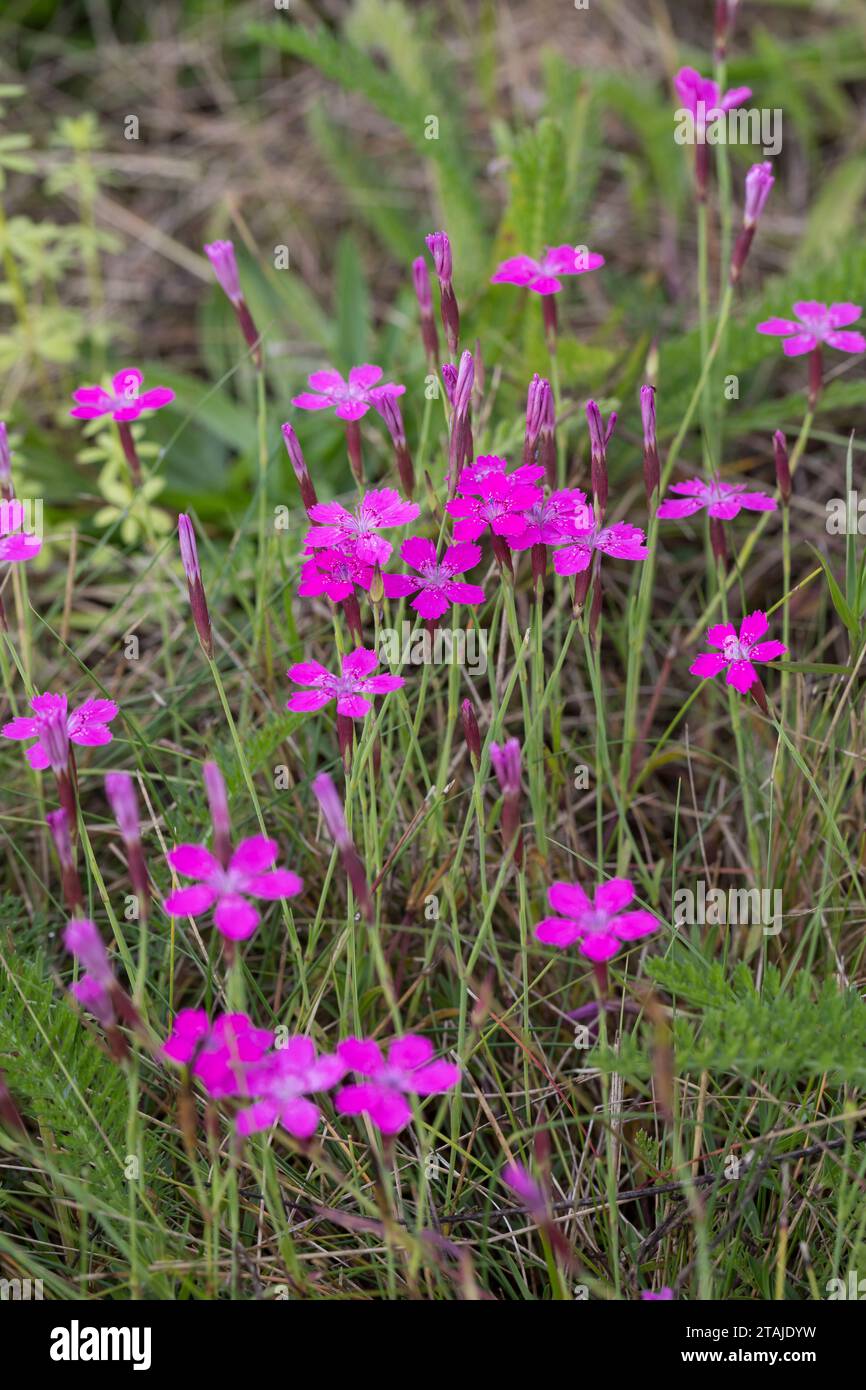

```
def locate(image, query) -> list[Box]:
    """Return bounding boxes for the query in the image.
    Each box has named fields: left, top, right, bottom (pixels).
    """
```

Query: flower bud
left=178, top=513, right=214, bottom=659
left=281, top=422, right=318, bottom=514
left=773, top=429, right=791, bottom=505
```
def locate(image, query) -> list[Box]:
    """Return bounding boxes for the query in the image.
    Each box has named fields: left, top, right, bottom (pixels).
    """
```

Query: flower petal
left=594, top=878, right=635, bottom=914
left=167, top=843, right=219, bottom=879
left=214, top=894, right=260, bottom=940
left=230, top=835, right=279, bottom=876
left=534, top=915, right=583, bottom=948
left=548, top=880, right=591, bottom=916
left=164, top=883, right=217, bottom=917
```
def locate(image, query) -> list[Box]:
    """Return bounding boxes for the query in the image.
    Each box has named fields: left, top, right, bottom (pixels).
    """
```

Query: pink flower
left=641, top=1288, right=674, bottom=1301
left=298, top=547, right=376, bottom=603
left=236, top=1037, right=346, bottom=1139
left=553, top=509, right=648, bottom=575
left=502, top=1161, right=545, bottom=1210
left=382, top=537, right=486, bottom=620
left=535, top=878, right=658, bottom=962
left=689, top=610, right=786, bottom=695
left=335, top=1034, right=460, bottom=1135
left=204, top=241, right=242, bottom=306
left=287, top=647, right=404, bottom=718
left=2, top=692, right=119, bottom=771
left=65, top=918, right=116, bottom=1028
left=656, top=477, right=776, bottom=521
left=673, top=66, right=751, bottom=136
left=303, top=488, right=420, bottom=565
left=69, top=367, right=175, bottom=421
left=756, top=301, right=865, bottom=357
left=164, top=1010, right=273, bottom=1098
left=458, top=454, right=544, bottom=489
left=742, top=161, right=774, bottom=230
left=291, top=365, right=405, bottom=422
left=506, top=490, right=591, bottom=549
left=164, top=836, right=302, bottom=941
left=0, top=499, right=41, bottom=565
left=491, top=244, right=604, bottom=295
left=446, top=472, right=542, bottom=543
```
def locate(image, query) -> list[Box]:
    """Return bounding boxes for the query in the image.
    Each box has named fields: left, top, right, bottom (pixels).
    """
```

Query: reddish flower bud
left=178, top=513, right=214, bottom=659
left=640, top=384, right=660, bottom=501
left=773, top=429, right=791, bottom=505
left=281, top=422, right=318, bottom=514
left=461, top=698, right=481, bottom=767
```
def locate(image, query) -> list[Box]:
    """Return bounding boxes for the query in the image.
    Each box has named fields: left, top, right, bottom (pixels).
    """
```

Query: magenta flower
left=756, top=301, right=865, bottom=357
left=298, top=547, right=376, bottom=604
left=65, top=918, right=116, bottom=1027
left=335, top=1035, right=460, bottom=1135
left=502, top=1161, right=545, bottom=1211
left=553, top=510, right=648, bottom=576
left=641, top=1288, right=675, bottom=1301
left=491, top=244, right=604, bottom=295
left=458, top=454, right=544, bottom=490
left=291, top=365, right=405, bottom=422
left=2, top=692, right=118, bottom=771
left=163, top=1010, right=273, bottom=1098
left=287, top=647, right=404, bottom=718
left=535, top=878, right=658, bottom=962
left=689, top=610, right=786, bottom=695
left=673, top=66, right=751, bottom=137
left=0, top=499, right=41, bottom=565
left=164, top=836, right=302, bottom=941
left=69, top=368, right=174, bottom=421
left=303, top=488, right=420, bottom=565
left=446, top=471, right=542, bottom=543
left=657, top=477, right=776, bottom=521
left=382, top=537, right=486, bottom=620
left=506, top=489, right=590, bottom=549
left=236, top=1037, right=346, bottom=1140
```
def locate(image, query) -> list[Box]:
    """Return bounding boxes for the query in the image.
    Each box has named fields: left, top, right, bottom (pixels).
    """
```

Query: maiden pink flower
left=336, top=1034, right=460, bottom=1135
left=446, top=472, right=542, bottom=543
left=163, top=1009, right=273, bottom=1098
left=641, top=1288, right=675, bottom=1301
left=756, top=301, right=865, bottom=357
left=2, top=691, right=118, bottom=771
left=69, top=367, right=175, bottom=421
left=0, top=499, right=41, bottom=565
left=535, top=878, right=658, bottom=962
left=673, top=67, right=751, bottom=138
left=657, top=476, right=776, bottom=521
left=506, top=490, right=590, bottom=549
left=287, top=647, right=404, bottom=718
left=236, top=1037, right=346, bottom=1139
left=689, top=610, right=786, bottom=695
left=553, top=509, right=648, bottom=576
left=298, top=546, right=377, bottom=603
left=64, top=918, right=116, bottom=1029
left=291, top=365, right=405, bottom=422
left=303, top=488, right=420, bottom=566
left=502, top=1161, right=545, bottom=1211
left=382, top=536, right=486, bottom=620
left=164, top=836, right=302, bottom=941
left=458, top=454, right=544, bottom=491
left=491, top=244, right=604, bottom=295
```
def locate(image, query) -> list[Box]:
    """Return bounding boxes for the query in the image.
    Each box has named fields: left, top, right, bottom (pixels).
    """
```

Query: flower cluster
left=163, top=1016, right=459, bottom=1139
